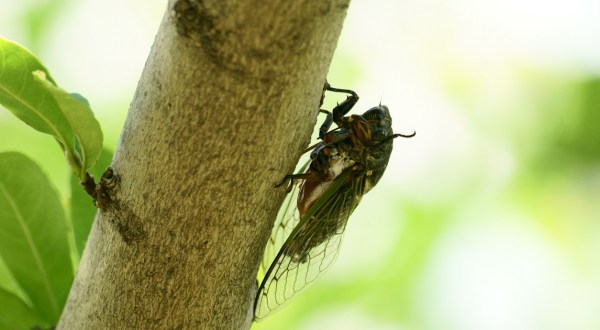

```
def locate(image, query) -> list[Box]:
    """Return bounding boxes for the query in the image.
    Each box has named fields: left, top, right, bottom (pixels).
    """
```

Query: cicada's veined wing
left=254, top=169, right=365, bottom=320
left=259, top=161, right=311, bottom=279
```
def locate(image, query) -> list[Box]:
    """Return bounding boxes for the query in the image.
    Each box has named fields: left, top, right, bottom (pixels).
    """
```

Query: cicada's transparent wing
left=259, top=181, right=300, bottom=277
left=259, top=160, right=311, bottom=279
left=255, top=169, right=365, bottom=320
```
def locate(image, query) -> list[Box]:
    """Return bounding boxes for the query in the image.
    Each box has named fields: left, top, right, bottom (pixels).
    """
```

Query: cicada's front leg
left=318, top=110, right=335, bottom=140
left=328, top=85, right=359, bottom=128
left=318, top=85, right=359, bottom=139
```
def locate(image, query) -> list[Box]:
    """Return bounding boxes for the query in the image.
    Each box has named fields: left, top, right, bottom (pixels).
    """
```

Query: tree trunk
left=58, top=0, right=350, bottom=328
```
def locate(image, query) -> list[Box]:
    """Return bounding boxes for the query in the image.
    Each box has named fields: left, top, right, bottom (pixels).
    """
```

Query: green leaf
left=70, top=148, right=113, bottom=259
left=33, top=73, right=103, bottom=179
left=0, top=287, right=45, bottom=330
left=0, top=255, right=31, bottom=307
left=0, top=152, right=73, bottom=324
left=0, top=37, right=103, bottom=181
left=0, top=38, right=60, bottom=135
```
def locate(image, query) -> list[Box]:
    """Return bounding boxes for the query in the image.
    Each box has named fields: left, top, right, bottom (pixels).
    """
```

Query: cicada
left=254, top=83, right=415, bottom=320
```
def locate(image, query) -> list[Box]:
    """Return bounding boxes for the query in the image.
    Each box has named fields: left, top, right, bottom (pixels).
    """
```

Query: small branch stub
left=81, top=167, right=119, bottom=210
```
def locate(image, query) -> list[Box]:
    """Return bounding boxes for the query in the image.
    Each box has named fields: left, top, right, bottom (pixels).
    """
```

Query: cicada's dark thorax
left=286, top=105, right=397, bottom=263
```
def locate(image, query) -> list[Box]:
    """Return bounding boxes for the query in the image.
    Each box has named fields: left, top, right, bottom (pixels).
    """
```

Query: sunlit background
left=2, top=0, right=600, bottom=329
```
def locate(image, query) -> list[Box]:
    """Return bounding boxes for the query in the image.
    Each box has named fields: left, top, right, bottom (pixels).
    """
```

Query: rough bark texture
left=58, top=0, right=350, bottom=329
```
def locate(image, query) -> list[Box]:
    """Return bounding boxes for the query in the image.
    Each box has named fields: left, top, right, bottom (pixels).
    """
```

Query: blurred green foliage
left=20, top=0, right=71, bottom=52
left=554, top=78, right=600, bottom=164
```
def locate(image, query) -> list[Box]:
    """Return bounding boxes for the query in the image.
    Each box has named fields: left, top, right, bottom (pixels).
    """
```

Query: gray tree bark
left=58, top=0, right=350, bottom=329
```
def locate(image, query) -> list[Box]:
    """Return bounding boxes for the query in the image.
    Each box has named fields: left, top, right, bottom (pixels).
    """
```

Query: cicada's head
left=361, top=105, right=395, bottom=144
left=357, top=105, right=398, bottom=193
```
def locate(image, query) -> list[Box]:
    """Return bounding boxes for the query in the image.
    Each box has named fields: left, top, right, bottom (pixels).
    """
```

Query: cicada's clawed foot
left=274, top=176, right=288, bottom=188
left=277, top=181, right=293, bottom=193
left=274, top=175, right=294, bottom=193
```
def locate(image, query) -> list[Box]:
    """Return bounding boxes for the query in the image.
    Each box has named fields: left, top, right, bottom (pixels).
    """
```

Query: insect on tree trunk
left=57, top=0, right=350, bottom=328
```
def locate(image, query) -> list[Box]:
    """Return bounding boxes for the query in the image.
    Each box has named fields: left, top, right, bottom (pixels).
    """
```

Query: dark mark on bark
left=173, top=0, right=223, bottom=67
left=171, top=0, right=314, bottom=77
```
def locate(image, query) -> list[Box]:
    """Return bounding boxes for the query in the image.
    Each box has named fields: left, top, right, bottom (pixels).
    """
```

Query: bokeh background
left=2, top=1, right=600, bottom=329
